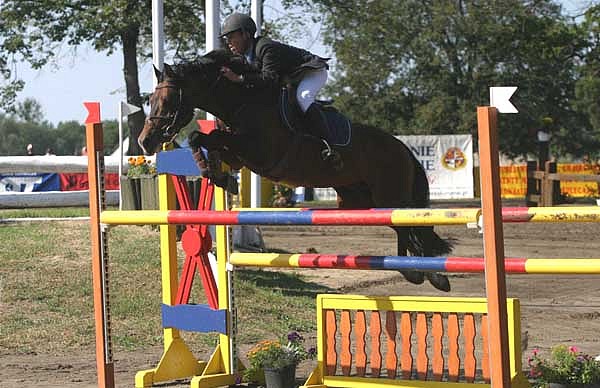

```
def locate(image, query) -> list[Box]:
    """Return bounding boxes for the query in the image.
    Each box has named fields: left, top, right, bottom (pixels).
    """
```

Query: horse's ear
left=163, top=63, right=177, bottom=79
left=153, top=65, right=163, bottom=83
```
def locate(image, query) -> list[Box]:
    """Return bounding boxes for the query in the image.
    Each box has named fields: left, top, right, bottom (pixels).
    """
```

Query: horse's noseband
left=148, top=84, right=186, bottom=144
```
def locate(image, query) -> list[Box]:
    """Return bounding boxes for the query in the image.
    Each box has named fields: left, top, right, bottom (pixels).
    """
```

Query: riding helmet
left=219, top=13, right=257, bottom=37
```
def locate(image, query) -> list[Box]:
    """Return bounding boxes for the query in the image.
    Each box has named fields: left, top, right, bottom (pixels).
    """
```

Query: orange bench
left=302, top=295, right=530, bottom=388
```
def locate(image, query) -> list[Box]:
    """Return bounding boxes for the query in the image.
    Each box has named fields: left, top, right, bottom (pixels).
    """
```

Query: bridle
left=147, top=72, right=224, bottom=144
left=147, top=83, right=186, bottom=144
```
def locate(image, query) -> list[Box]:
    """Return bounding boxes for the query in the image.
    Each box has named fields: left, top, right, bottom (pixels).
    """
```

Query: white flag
left=489, top=87, right=518, bottom=114
left=120, top=102, right=141, bottom=117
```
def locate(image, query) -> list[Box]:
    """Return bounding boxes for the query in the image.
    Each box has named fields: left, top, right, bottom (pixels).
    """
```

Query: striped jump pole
left=229, top=253, right=600, bottom=274
left=502, top=206, right=600, bottom=222
left=100, top=206, right=600, bottom=227
left=100, top=208, right=480, bottom=226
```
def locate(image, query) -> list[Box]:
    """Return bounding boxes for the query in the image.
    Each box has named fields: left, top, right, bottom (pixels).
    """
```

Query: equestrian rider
left=219, top=12, right=342, bottom=169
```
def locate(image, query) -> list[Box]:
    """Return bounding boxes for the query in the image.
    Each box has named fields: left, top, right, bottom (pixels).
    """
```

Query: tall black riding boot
left=305, top=104, right=343, bottom=171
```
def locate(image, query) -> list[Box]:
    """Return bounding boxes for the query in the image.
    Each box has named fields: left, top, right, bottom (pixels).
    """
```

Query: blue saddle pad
left=322, top=108, right=351, bottom=146
left=279, top=89, right=352, bottom=147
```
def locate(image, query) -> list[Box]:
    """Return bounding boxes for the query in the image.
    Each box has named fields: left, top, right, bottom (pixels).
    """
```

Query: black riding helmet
left=219, top=13, right=257, bottom=37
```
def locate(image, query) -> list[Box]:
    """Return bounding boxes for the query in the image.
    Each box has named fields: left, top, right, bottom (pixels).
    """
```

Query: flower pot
left=120, top=176, right=141, bottom=210
left=263, top=364, right=296, bottom=388
left=139, top=175, right=158, bottom=210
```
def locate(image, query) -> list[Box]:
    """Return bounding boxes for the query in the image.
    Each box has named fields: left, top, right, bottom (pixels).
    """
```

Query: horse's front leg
left=189, top=132, right=239, bottom=194
left=188, top=130, right=228, bottom=150
left=206, top=150, right=239, bottom=194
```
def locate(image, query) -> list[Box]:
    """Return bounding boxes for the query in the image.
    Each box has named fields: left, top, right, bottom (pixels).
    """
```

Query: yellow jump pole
left=134, top=159, right=206, bottom=387
left=85, top=102, right=115, bottom=388
left=478, top=106, right=511, bottom=388
left=189, top=182, right=238, bottom=387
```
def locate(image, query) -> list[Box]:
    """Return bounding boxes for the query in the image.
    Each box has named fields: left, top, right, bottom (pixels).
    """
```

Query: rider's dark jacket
left=241, top=36, right=328, bottom=90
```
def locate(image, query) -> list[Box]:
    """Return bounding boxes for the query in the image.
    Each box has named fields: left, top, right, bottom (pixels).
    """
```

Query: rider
left=218, top=12, right=342, bottom=169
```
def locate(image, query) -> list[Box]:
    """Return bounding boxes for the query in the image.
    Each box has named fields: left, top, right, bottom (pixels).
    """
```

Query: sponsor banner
left=499, top=165, right=527, bottom=198
left=60, top=173, right=89, bottom=191
left=0, top=173, right=120, bottom=192
left=558, top=164, right=599, bottom=197
left=397, top=135, right=474, bottom=199
left=0, top=173, right=61, bottom=192
left=499, top=164, right=599, bottom=198
left=59, top=173, right=120, bottom=191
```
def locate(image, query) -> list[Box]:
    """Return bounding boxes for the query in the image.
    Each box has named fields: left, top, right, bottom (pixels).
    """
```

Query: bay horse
left=139, top=49, right=453, bottom=292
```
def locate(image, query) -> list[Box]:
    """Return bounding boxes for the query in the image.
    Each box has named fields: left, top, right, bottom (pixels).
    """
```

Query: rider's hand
left=221, top=66, right=243, bottom=83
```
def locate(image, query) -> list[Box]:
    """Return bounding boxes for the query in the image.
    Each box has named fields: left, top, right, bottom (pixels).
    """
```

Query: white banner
left=396, top=135, right=474, bottom=199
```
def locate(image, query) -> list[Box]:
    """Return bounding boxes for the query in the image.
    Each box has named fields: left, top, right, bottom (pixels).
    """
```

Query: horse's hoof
left=400, top=270, right=425, bottom=285
left=426, top=273, right=451, bottom=292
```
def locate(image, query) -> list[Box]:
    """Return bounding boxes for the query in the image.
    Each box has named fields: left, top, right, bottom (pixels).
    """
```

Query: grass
left=0, top=206, right=92, bottom=218
left=0, top=208, right=328, bottom=357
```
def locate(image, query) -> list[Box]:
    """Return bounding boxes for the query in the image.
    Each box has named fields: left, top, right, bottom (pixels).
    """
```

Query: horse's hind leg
left=368, top=173, right=451, bottom=291
left=336, top=184, right=432, bottom=286
left=416, top=226, right=452, bottom=292
left=336, top=185, right=424, bottom=284
left=393, top=226, right=425, bottom=285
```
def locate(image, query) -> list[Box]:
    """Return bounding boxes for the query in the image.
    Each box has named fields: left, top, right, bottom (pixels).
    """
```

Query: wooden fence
left=526, top=161, right=600, bottom=206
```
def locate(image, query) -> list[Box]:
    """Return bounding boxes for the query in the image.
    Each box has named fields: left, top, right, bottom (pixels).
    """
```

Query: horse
left=139, top=49, right=453, bottom=292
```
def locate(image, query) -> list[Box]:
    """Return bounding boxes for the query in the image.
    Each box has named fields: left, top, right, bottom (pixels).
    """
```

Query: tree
left=0, top=0, right=207, bottom=155
left=573, top=4, right=600, bottom=157
left=282, top=0, right=591, bottom=158
left=0, top=112, right=53, bottom=156
left=15, top=98, right=45, bottom=124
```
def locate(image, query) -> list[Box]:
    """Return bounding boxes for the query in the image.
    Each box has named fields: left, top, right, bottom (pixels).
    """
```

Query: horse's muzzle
left=138, top=124, right=163, bottom=155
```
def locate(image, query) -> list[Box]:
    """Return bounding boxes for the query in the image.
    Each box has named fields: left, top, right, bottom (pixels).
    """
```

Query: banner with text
left=0, top=173, right=60, bottom=192
left=396, top=135, right=474, bottom=199
left=0, top=173, right=120, bottom=192
left=499, top=163, right=599, bottom=198
left=499, top=165, right=527, bottom=198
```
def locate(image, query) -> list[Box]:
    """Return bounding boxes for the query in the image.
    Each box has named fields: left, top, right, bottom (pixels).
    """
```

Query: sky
left=13, top=0, right=592, bottom=126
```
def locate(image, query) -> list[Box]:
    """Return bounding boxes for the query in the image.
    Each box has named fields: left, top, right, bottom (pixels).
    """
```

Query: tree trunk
left=122, top=25, right=145, bottom=156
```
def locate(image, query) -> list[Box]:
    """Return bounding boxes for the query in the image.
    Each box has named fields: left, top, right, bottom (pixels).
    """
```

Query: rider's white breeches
left=296, top=68, right=328, bottom=112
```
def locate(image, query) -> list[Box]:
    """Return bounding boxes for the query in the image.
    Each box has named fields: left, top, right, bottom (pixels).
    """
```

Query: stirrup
left=320, top=140, right=343, bottom=171
left=320, top=139, right=334, bottom=159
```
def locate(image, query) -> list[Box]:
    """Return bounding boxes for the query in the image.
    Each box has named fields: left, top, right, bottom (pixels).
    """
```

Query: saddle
left=279, top=85, right=352, bottom=147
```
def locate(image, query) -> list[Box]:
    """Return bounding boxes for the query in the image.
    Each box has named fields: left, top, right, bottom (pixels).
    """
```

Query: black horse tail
left=407, top=153, right=453, bottom=256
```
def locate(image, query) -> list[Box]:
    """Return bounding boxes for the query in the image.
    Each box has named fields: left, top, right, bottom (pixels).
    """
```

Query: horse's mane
left=171, top=49, right=250, bottom=79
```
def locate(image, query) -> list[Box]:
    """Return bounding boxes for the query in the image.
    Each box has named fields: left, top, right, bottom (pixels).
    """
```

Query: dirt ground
left=3, top=205, right=600, bottom=387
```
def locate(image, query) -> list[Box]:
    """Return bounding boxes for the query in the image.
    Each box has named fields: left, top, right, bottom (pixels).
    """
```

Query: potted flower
left=271, top=184, right=296, bottom=207
left=243, top=331, right=316, bottom=388
left=121, top=156, right=157, bottom=210
left=528, top=345, right=600, bottom=388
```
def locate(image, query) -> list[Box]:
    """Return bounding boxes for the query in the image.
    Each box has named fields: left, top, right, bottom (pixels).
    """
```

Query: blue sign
left=0, top=173, right=61, bottom=192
